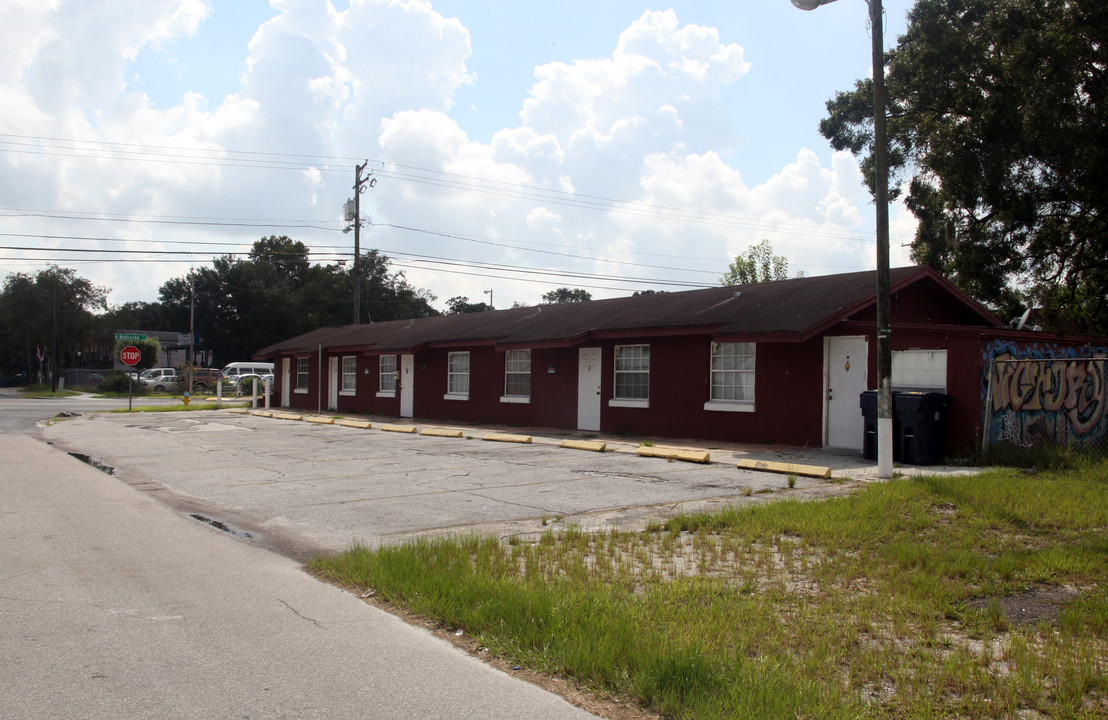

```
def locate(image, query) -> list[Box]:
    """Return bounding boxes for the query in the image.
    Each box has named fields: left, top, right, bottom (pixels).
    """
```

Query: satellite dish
left=1016, top=307, right=1032, bottom=330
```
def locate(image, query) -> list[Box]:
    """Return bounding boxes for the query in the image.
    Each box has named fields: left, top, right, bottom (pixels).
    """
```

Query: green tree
left=721, top=240, right=795, bottom=285
left=541, top=288, right=592, bottom=304
left=157, top=239, right=439, bottom=365
left=820, top=0, right=1108, bottom=332
left=99, top=301, right=173, bottom=332
left=0, top=266, right=107, bottom=380
left=446, top=296, right=492, bottom=314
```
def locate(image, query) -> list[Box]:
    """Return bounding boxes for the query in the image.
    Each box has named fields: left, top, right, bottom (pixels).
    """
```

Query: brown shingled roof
left=254, top=266, right=996, bottom=358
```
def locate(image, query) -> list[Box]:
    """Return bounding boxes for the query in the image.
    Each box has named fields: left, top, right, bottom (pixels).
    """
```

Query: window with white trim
left=503, top=350, right=531, bottom=401
left=447, top=352, right=470, bottom=397
left=379, top=355, right=397, bottom=394
left=709, top=342, right=755, bottom=403
left=296, top=358, right=309, bottom=391
left=613, top=344, right=649, bottom=401
left=341, top=356, right=357, bottom=393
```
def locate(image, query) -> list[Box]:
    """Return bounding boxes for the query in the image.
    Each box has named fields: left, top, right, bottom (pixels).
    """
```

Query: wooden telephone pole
left=350, top=162, right=375, bottom=325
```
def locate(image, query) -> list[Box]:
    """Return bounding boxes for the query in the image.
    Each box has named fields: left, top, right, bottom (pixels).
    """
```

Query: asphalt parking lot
left=41, top=409, right=973, bottom=559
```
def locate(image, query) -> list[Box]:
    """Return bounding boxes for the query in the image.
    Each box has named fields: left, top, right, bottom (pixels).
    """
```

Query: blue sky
left=1, top=0, right=918, bottom=311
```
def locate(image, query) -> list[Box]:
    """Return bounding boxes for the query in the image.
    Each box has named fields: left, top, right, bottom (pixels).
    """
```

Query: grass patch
left=978, top=441, right=1107, bottom=470
left=313, top=462, right=1108, bottom=719
left=109, top=402, right=246, bottom=413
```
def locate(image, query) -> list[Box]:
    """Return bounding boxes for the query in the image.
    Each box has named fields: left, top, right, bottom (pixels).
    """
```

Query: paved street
left=0, top=389, right=184, bottom=434
left=0, top=434, right=599, bottom=720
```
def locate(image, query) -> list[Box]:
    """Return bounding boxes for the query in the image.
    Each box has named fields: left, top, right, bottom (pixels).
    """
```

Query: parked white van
left=221, top=362, right=274, bottom=379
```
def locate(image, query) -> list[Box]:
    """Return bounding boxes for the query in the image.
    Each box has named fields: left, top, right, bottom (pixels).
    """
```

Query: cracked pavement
left=41, top=410, right=874, bottom=559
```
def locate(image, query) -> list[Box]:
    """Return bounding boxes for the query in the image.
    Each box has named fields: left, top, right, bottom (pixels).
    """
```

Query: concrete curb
left=380, top=423, right=418, bottom=434
left=420, top=428, right=464, bottom=438
left=304, top=415, right=335, bottom=425
left=636, top=446, right=711, bottom=464
left=736, top=458, right=832, bottom=479
left=483, top=432, right=532, bottom=444
left=339, top=419, right=373, bottom=429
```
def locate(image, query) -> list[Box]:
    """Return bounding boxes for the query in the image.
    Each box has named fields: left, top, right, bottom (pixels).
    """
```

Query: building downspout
left=317, top=344, right=323, bottom=416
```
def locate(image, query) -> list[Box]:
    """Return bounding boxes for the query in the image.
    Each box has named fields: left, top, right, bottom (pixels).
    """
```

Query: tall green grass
left=312, top=462, right=1108, bottom=719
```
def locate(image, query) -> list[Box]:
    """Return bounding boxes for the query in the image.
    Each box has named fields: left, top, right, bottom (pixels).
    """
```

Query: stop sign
left=121, top=345, right=142, bottom=366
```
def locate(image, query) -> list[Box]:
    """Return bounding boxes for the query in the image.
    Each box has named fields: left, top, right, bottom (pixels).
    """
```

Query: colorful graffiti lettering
left=986, top=343, right=1108, bottom=447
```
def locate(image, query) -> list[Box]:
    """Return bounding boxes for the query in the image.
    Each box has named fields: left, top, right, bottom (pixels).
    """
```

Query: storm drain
left=189, top=514, right=255, bottom=540
left=68, top=453, right=115, bottom=475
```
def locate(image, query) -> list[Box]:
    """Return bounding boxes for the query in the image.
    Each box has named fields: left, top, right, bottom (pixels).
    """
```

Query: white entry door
left=400, top=354, right=414, bottom=418
left=577, top=347, right=602, bottom=431
left=327, top=356, right=339, bottom=411
left=825, top=336, right=868, bottom=450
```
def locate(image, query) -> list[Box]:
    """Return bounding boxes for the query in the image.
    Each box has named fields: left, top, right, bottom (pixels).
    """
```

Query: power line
left=0, top=132, right=914, bottom=242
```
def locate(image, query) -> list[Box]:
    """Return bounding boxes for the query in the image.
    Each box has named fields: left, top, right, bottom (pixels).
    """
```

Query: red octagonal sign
left=121, top=345, right=142, bottom=366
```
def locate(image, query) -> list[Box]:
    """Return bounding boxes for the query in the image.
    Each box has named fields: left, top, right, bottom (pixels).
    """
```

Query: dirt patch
left=968, top=585, right=1080, bottom=627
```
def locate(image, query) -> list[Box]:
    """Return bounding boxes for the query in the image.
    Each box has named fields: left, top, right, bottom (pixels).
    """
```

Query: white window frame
left=610, top=344, right=649, bottom=408
left=295, top=357, right=309, bottom=394
left=340, top=355, right=357, bottom=395
left=377, top=355, right=397, bottom=398
left=705, top=342, right=756, bottom=413
left=501, top=349, right=531, bottom=404
left=445, top=351, right=470, bottom=400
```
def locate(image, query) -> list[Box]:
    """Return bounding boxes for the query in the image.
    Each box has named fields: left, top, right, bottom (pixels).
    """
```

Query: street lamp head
left=791, top=0, right=840, bottom=9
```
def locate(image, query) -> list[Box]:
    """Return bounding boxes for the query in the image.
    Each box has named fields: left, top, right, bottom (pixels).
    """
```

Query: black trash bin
left=859, top=390, right=900, bottom=461
left=894, top=392, right=951, bottom=465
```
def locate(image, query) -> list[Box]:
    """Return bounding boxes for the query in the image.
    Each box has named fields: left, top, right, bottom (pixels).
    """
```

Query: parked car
left=0, top=371, right=28, bottom=387
left=179, top=368, right=223, bottom=392
left=138, top=367, right=177, bottom=392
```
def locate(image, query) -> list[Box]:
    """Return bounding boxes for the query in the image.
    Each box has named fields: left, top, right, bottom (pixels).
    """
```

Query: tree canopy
left=821, top=0, right=1108, bottom=333
left=446, top=296, right=492, bottom=314
left=0, top=266, right=107, bottom=379
left=541, top=288, right=592, bottom=304
left=157, top=237, right=438, bottom=365
left=721, top=240, right=796, bottom=285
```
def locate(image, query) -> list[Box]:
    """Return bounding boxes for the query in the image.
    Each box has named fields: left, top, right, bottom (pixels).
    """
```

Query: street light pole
left=791, top=0, right=893, bottom=478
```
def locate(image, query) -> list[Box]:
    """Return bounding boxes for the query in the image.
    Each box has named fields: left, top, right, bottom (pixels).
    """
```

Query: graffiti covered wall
left=985, top=341, right=1108, bottom=448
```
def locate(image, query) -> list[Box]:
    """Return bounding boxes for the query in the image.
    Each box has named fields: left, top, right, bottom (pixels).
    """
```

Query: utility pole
left=484, top=289, right=493, bottom=310
left=868, top=0, right=894, bottom=479
left=350, top=162, right=375, bottom=325
left=51, top=272, right=58, bottom=392
left=189, top=278, right=195, bottom=390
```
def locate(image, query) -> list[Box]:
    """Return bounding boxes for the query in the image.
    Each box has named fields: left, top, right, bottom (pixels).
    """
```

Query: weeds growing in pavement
left=312, top=462, right=1108, bottom=720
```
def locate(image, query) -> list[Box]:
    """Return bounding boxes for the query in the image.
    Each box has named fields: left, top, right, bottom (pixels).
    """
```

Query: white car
left=138, top=367, right=177, bottom=392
